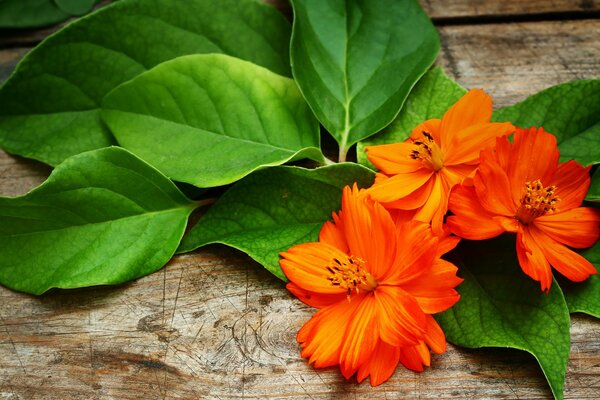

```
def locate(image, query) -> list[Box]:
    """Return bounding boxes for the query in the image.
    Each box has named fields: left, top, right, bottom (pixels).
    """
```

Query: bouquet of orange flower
left=0, top=0, right=597, bottom=399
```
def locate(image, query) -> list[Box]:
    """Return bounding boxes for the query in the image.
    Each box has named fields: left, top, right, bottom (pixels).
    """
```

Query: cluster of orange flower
left=279, top=90, right=600, bottom=385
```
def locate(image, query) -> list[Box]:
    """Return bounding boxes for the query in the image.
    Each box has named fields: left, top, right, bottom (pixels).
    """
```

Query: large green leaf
left=102, top=54, right=323, bottom=188
left=436, top=237, right=571, bottom=400
left=493, top=80, right=600, bottom=166
left=0, top=147, right=196, bottom=295
left=356, top=67, right=466, bottom=167
left=586, top=169, right=600, bottom=202
left=290, top=0, right=439, bottom=160
left=560, top=242, right=600, bottom=318
left=178, top=163, right=375, bottom=279
left=0, top=0, right=292, bottom=166
left=0, top=0, right=70, bottom=28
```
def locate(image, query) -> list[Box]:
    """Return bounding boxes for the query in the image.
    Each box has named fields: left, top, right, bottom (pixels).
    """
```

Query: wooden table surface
left=1, top=1, right=600, bottom=399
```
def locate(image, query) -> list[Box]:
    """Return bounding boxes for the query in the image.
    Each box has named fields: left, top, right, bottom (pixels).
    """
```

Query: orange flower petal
left=424, top=315, right=446, bottom=354
left=280, top=242, right=348, bottom=294
left=298, top=299, right=358, bottom=368
left=507, top=127, right=559, bottom=204
left=473, top=148, right=517, bottom=216
left=413, top=174, right=449, bottom=235
left=374, top=286, right=426, bottom=347
left=403, top=258, right=462, bottom=314
left=379, top=175, right=435, bottom=210
left=387, top=221, right=438, bottom=284
left=550, top=160, right=592, bottom=210
left=443, top=122, right=514, bottom=166
left=447, top=185, right=505, bottom=240
left=516, top=228, right=553, bottom=292
left=535, top=207, right=600, bottom=248
left=365, top=142, right=424, bottom=174
left=356, top=340, right=401, bottom=386
left=410, top=119, right=443, bottom=144
left=339, top=294, right=379, bottom=375
left=436, top=235, right=461, bottom=257
left=439, top=89, right=492, bottom=151
left=368, top=169, right=434, bottom=203
left=398, top=341, right=430, bottom=372
left=529, top=225, right=597, bottom=283
left=319, top=213, right=348, bottom=253
left=287, top=282, right=347, bottom=309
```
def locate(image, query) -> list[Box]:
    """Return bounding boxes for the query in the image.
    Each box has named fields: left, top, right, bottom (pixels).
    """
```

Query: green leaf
left=0, top=0, right=292, bottom=166
left=102, top=54, right=323, bottom=188
left=0, top=0, right=69, bottom=28
left=586, top=169, right=600, bottom=202
left=177, top=163, right=375, bottom=279
left=54, top=0, right=98, bottom=15
left=356, top=67, right=466, bottom=167
left=493, top=80, right=600, bottom=166
left=0, top=147, right=196, bottom=295
left=289, top=0, right=440, bottom=159
left=436, top=237, right=571, bottom=400
left=560, top=242, right=600, bottom=318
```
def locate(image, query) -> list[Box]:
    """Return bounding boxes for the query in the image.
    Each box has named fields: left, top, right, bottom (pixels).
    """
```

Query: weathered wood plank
left=1, top=17, right=599, bottom=400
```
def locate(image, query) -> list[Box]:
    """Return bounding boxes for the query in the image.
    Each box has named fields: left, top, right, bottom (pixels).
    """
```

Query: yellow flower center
left=410, top=131, right=444, bottom=171
left=515, top=179, right=560, bottom=224
left=326, top=255, right=378, bottom=301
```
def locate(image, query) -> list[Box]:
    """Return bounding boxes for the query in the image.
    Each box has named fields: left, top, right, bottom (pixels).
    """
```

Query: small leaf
left=560, top=242, right=600, bottom=318
left=436, top=237, right=570, bottom=400
left=102, top=54, right=323, bottom=188
left=586, top=169, right=600, bottom=202
left=54, top=0, right=98, bottom=15
left=290, top=0, right=439, bottom=159
left=493, top=80, right=600, bottom=166
left=0, top=0, right=69, bottom=28
left=357, top=67, right=466, bottom=167
left=0, top=0, right=292, bottom=166
left=178, top=163, right=375, bottom=279
left=0, top=147, right=196, bottom=295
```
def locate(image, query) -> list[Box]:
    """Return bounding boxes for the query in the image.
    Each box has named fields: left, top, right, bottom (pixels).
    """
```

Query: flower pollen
left=326, top=255, right=377, bottom=300
left=516, top=179, right=560, bottom=225
left=409, top=131, right=444, bottom=171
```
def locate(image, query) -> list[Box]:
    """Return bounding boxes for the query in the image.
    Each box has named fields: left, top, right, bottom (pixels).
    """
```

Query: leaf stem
left=322, top=156, right=336, bottom=165
left=197, top=197, right=217, bottom=207
left=338, top=145, right=348, bottom=163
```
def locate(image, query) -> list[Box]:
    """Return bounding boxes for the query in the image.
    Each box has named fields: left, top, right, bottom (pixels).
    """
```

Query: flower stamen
left=516, top=179, right=560, bottom=224
left=326, top=255, right=377, bottom=301
left=409, top=131, right=444, bottom=171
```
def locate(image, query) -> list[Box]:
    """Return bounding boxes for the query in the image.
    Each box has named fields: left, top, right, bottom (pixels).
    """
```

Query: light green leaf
left=493, top=80, right=600, bottom=166
left=102, top=54, right=323, bottom=188
left=54, top=0, right=98, bottom=15
left=0, top=147, right=196, bottom=295
left=356, top=67, right=466, bottom=167
left=560, top=242, right=600, bottom=318
left=0, top=0, right=69, bottom=28
left=290, top=0, right=439, bottom=159
left=0, top=0, right=292, bottom=166
left=586, top=169, right=600, bottom=202
left=436, top=237, right=570, bottom=400
left=178, top=163, right=375, bottom=279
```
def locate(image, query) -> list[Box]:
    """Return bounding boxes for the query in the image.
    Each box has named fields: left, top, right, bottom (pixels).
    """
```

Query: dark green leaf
left=178, top=163, right=375, bottom=279
left=290, top=0, right=439, bottom=159
left=356, top=67, right=466, bottom=167
left=0, top=0, right=292, bottom=166
left=0, top=0, right=69, bottom=28
left=560, top=242, right=600, bottom=317
left=586, top=169, right=600, bottom=202
left=436, top=237, right=570, bottom=400
left=54, top=0, right=98, bottom=15
left=493, top=80, right=600, bottom=166
left=0, top=147, right=196, bottom=295
left=102, top=54, right=323, bottom=188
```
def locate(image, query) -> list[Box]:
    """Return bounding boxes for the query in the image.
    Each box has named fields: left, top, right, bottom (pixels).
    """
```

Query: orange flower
left=447, top=127, right=600, bottom=292
left=280, top=184, right=462, bottom=385
left=365, top=89, right=514, bottom=234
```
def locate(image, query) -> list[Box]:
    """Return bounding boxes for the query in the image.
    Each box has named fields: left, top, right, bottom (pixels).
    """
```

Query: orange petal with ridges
left=424, top=315, right=446, bottom=354
left=474, top=148, right=516, bottom=216
left=339, top=294, right=379, bottom=375
left=410, top=119, right=443, bottom=144
left=550, top=161, right=591, bottom=210
left=413, top=174, right=448, bottom=235
left=366, top=142, right=424, bottom=174
left=443, top=122, right=514, bottom=166
left=368, top=169, right=434, bottom=204
left=440, top=89, right=492, bottom=151
left=374, top=286, right=426, bottom=347
left=398, top=341, right=430, bottom=372
left=403, top=258, right=462, bottom=314
left=529, top=225, right=597, bottom=282
left=387, top=221, right=438, bottom=284
left=516, top=228, right=553, bottom=292
left=535, top=207, right=600, bottom=248
left=356, top=340, right=400, bottom=386
left=447, top=185, right=505, bottom=239
left=319, top=213, right=348, bottom=253
left=287, top=282, right=347, bottom=309
left=379, top=175, right=435, bottom=210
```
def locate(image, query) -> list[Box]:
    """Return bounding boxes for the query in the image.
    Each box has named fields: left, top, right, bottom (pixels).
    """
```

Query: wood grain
left=1, top=10, right=600, bottom=400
